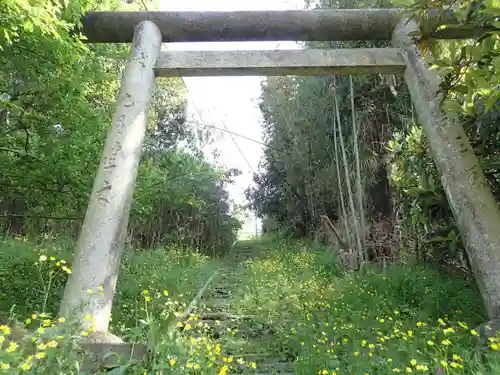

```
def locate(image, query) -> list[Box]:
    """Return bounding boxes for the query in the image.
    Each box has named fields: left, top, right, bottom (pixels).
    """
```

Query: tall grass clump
left=218, top=237, right=499, bottom=375
left=0, top=236, right=224, bottom=374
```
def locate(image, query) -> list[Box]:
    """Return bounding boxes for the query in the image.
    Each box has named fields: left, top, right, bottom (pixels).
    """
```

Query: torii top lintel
left=82, top=8, right=486, bottom=43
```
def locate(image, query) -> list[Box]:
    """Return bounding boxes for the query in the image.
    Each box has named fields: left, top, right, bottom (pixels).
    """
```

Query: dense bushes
left=0, top=0, right=240, bottom=254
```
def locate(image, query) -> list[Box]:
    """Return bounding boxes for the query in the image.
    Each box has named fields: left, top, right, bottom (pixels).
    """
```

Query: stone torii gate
left=62, top=8, right=500, bottom=356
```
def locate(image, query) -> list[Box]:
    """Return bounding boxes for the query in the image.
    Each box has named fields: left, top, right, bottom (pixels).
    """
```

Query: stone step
left=196, top=319, right=236, bottom=328
left=207, top=288, right=232, bottom=294
left=256, top=362, right=295, bottom=371
left=213, top=335, right=277, bottom=346
left=206, top=293, right=232, bottom=299
left=198, top=311, right=244, bottom=320
left=212, top=359, right=293, bottom=369
left=224, top=354, right=292, bottom=365
left=177, top=260, right=295, bottom=375
left=231, top=353, right=283, bottom=358
left=200, top=298, right=232, bottom=308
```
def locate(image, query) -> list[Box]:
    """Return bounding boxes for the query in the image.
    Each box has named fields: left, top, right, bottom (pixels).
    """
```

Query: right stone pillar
left=392, top=17, right=500, bottom=320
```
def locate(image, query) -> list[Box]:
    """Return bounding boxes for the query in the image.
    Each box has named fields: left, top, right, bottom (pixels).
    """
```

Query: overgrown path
left=174, top=237, right=498, bottom=375
left=183, top=240, right=295, bottom=374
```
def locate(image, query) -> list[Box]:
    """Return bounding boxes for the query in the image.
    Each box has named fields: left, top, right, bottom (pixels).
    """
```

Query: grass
left=0, top=236, right=220, bottom=322
left=0, top=234, right=499, bottom=374
left=0, top=235, right=221, bottom=373
left=198, top=237, right=497, bottom=375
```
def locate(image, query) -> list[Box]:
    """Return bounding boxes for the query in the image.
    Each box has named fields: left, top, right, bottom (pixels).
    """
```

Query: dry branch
left=319, top=214, right=350, bottom=252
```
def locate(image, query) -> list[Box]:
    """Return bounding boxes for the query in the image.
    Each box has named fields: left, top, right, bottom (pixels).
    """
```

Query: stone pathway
left=179, top=242, right=296, bottom=375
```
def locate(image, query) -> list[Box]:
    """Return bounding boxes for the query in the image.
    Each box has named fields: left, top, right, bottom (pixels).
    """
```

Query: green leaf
left=107, top=363, right=136, bottom=375
left=442, top=100, right=465, bottom=114
left=406, top=187, right=426, bottom=197
left=450, top=85, right=469, bottom=95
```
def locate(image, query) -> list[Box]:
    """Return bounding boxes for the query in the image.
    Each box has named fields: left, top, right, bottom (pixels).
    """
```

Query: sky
left=158, top=0, right=305, bottom=237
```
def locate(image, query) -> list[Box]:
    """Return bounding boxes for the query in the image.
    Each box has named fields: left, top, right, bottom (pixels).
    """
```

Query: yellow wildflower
left=36, top=352, right=46, bottom=359
left=218, top=365, right=229, bottom=375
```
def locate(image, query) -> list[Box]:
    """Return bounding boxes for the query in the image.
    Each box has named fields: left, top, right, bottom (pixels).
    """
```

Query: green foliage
left=0, top=236, right=220, bottom=320
left=387, top=125, right=462, bottom=262
left=0, top=237, right=70, bottom=317
left=404, top=0, right=500, bottom=114
left=112, top=248, right=221, bottom=338
left=0, top=0, right=240, bottom=253
left=131, top=149, right=241, bottom=253
left=1, top=0, right=72, bottom=49
left=0, top=236, right=499, bottom=374
left=0, top=0, right=117, bottom=229
left=381, top=0, right=500, bottom=266
left=246, top=0, right=414, bottom=246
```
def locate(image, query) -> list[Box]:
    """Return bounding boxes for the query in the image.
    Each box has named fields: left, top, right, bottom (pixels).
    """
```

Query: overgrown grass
left=0, top=237, right=220, bottom=320
left=189, top=237, right=499, bottom=375
left=0, top=236, right=222, bottom=373
left=0, top=235, right=499, bottom=374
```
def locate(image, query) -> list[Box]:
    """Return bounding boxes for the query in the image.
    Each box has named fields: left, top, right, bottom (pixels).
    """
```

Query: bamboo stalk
left=350, top=76, right=367, bottom=261
left=332, top=80, right=363, bottom=262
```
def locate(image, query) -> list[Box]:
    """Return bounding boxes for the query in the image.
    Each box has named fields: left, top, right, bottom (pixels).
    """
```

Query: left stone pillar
left=60, top=21, right=162, bottom=335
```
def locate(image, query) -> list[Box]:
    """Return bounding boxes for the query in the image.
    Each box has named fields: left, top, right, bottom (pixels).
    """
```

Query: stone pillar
left=393, top=18, right=500, bottom=319
left=60, top=20, right=162, bottom=335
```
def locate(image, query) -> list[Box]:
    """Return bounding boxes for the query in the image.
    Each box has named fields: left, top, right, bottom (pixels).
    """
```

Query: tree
left=0, top=0, right=241, bottom=254
left=247, top=0, right=408, bottom=258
